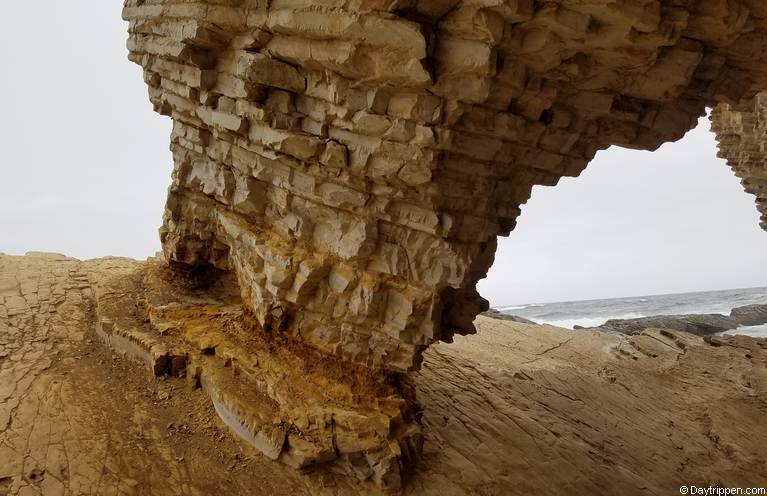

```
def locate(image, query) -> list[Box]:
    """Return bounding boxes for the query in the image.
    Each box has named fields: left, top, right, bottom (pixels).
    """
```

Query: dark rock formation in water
left=730, top=303, right=767, bottom=327
left=481, top=309, right=536, bottom=325
left=595, top=314, right=738, bottom=336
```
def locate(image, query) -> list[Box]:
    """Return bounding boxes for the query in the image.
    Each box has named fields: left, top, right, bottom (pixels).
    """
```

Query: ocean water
left=497, top=286, right=767, bottom=338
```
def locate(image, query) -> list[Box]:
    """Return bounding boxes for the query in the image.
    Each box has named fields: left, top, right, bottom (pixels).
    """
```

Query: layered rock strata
left=123, top=0, right=767, bottom=375
left=90, top=256, right=422, bottom=489
left=712, top=93, right=767, bottom=230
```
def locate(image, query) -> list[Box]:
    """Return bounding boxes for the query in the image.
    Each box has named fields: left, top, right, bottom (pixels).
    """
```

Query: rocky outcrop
left=124, top=0, right=767, bottom=377
left=712, top=94, right=767, bottom=230
left=481, top=308, right=536, bottom=324
left=2, top=253, right=767, bottom=496
left=89, top=256, right=421, bottom=488
left=594, top=313, right=739, bottom=336
left=573, top=302, right=767, bottom=335
left=120, top=0, right=767, bottom=486
left=730, top=303, right=767, bottom=326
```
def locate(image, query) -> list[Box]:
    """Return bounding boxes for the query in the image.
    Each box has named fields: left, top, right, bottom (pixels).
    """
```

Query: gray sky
left=0, top=1, right=171, bottom=261
left=2, top=2, right=766, bottom=306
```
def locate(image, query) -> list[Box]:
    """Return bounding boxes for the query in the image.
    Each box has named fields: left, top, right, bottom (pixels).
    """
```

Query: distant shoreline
left=491, top=287, right=767, bottom=339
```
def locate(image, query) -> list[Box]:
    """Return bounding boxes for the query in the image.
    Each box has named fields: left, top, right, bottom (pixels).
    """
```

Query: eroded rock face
left=123, top=0, right=767, bottom=372
left=712, top=93, right=767, bottom=230
left=88, top=257, right=422, bottom=489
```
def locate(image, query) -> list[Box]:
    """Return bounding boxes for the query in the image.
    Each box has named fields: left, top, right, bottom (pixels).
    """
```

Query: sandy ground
left=1, top=252, right=766, bottom=495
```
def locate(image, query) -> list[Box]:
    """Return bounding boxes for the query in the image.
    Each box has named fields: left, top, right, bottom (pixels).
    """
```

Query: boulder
left=730, top=303, right=767, bottom=327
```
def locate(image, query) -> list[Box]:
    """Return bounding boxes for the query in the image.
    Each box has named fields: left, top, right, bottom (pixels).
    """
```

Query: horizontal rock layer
left=731, top=303, right=767, bottom=326
left=593, top=313, right=740, bottom=336
left=88, top=257, right=421, bottom=490
left=123, top=1, right=767, bottom=372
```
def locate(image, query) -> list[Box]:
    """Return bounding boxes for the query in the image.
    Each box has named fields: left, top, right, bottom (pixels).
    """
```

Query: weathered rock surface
left=89, top=254, right=421, bottom=489
left=595, top=313, right=741, bottom=336
left=2, top=253, right=767, bottom=495
left=124, top=0, right=767, bottom=376
left=731, top=303, right=767, bottom=327
left=713, top=94, right=767, bottom=230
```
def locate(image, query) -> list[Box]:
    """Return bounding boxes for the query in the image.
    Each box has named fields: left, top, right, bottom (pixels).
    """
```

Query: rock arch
left=122, top=0, right=767, bottom=487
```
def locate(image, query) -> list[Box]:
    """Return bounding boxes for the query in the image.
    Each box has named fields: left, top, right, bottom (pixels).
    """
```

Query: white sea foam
left=496, top=304, right=542, bottom=311
left=540, top=312, right=645, bottom=330
left=721, top=324, right=767, bottom=339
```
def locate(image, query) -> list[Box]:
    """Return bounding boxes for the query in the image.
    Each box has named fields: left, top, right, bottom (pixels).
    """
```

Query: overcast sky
left=2, top=2, right=766, bottom=307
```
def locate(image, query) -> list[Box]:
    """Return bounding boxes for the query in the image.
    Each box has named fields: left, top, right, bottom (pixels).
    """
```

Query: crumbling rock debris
left=90, top=256, right=422, bottom=490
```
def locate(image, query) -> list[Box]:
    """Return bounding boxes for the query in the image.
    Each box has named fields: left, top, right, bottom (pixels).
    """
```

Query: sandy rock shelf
left=1, top=252, right=766, bottom=495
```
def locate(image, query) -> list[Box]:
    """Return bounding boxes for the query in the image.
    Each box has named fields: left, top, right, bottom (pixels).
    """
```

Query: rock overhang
left=123, top=0, right=767, bottom=373
left=712, top=93, right=767, bottom=230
